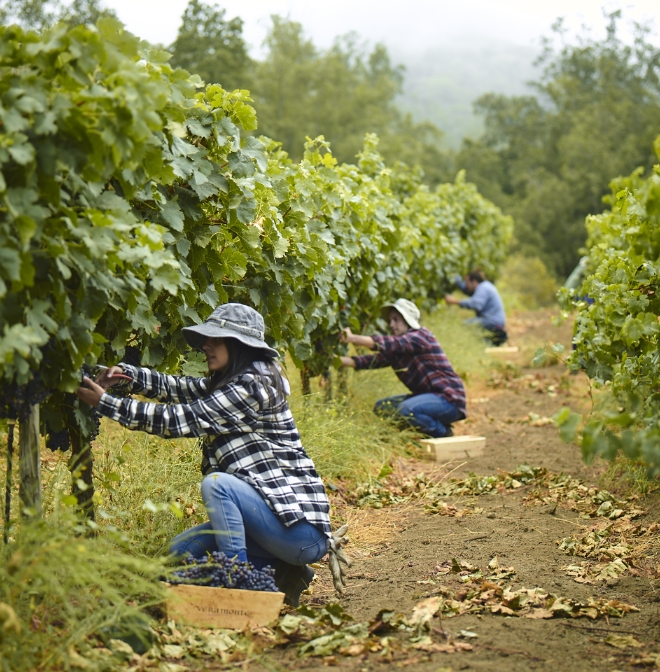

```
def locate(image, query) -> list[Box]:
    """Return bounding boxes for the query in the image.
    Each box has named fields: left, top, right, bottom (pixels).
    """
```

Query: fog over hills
left=392, top=41, right=540, bottom=148
left=103, top=0, right=656, bottom=149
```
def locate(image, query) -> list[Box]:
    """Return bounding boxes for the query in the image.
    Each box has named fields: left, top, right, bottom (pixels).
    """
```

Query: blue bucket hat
left=182, top=303, right=279, bottom=358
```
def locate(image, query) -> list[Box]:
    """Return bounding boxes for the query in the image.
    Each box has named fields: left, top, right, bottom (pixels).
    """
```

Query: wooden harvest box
left=484, top=346, right=519, bottom=354
left=420, top=435, right=486, bottom=461
left=164, top=583, right=285, bottom=629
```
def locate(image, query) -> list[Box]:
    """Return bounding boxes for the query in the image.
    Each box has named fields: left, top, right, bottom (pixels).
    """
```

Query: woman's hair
left=208, top=338, right=286, bottom=402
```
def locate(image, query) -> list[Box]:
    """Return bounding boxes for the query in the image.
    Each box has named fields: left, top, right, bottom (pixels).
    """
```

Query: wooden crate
left=484, top=346, right=519, bottom=354
left=420, top=435, right=486, bottom=461
left=164, top=583, right=285, bottom=629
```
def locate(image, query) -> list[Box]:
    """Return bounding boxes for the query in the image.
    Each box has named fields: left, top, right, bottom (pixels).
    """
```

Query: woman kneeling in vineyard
left=76, top=303, right=332, bottom=606
left=339, top=298, right=466, bottom=438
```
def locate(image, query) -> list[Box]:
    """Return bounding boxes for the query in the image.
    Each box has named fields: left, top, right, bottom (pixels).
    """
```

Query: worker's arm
left=455, top=274, right=469, bottom=294
left=459, top=284, right=487, bottom=312
left=339, top=328, right=376, bottom=350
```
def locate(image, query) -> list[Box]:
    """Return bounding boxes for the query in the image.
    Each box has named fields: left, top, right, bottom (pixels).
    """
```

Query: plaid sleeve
left=118, top=365, right=209, bottom=404
left=372, top=330, right=432, bottom=356
left=352, top=352, right=390, bottom=370
left=96, top=381, right=257, bottom=438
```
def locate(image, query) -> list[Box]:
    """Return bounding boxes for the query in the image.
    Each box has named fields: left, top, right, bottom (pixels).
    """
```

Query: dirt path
left=269, top=311, right=660, bottom=671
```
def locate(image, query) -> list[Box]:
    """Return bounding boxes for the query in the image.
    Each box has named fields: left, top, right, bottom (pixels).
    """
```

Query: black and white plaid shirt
left=96, top=364, right=332, bottom=536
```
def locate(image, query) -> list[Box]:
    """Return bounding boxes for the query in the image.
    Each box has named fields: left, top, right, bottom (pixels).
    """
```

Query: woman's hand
left=77, top=377, right=105, bottom=408
left=339, top=327, right=354, bottom=343
left=339, top=356, right=356, bottom=368
left=95, top=366, right=131, bottom=390
left=339, top=327, right=375, bottom=350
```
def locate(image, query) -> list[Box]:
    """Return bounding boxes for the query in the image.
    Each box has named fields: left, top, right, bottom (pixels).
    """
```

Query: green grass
left=599, top=455, right=660, bottom=497
left=0, top=512, right=166, bottom=671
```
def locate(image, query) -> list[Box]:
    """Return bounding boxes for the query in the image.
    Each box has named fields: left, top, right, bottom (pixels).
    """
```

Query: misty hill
left=392, top=41, right=540, bottom=148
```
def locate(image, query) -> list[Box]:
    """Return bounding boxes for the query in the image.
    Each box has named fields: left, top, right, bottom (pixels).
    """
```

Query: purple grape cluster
left=0, top=374, right=50, bottom=421
left=44, top=409, right=101, bottom=452
left=123, top=345, right=142, bottom=368
left=46, top=427, right=70, bottom=451
left=170, top=551, right=278, bottom=592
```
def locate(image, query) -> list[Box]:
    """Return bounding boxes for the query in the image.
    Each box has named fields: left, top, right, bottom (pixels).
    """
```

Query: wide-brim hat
left=381, top=298, right=421, bottom=330
left=182, top=303, right=279, bottom=358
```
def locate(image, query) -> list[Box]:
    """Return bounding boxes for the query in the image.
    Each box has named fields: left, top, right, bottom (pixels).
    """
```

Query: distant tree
left=251, top=16, right=450, bottom=180
left=248, top=17, right=319, bottom=154
left=456, top=11, right=660, bottom=277
left=169, top=0, right=251, bottom=92
left=378, top=116, right=453, bottom=187
left=0, top=0, right=115, bottom=31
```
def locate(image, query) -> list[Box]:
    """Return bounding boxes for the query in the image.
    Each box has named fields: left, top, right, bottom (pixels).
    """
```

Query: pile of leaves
left=510, top=467, right=658, bottom=584
left=558, top=518, right=660, bottom=584
left=51, top=553, right=645, bottom=670
left=354, top=463, right=649, bottom=522
left=353, top=476, right=427, bottom=509
left=413, top=557, right=638, bottom=620
left=428, top=464, right=545, bottom=499
left=263, top=559, right=639, bottom=664
left=352, top=464, right=547, bottom=512
left=485, top=367, right=570, bottom=393
left=521, top=471, right=647, bottom=519
left=44, top=622, right=258, bottom=671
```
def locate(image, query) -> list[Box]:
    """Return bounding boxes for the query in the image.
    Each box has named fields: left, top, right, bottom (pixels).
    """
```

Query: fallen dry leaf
left=408, top=597, right=441, bottom=629
left=604, top=633, right=644, bottom=649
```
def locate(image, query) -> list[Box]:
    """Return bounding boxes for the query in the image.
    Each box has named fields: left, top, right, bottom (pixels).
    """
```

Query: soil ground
left=266, top=310, right=660, bottom=672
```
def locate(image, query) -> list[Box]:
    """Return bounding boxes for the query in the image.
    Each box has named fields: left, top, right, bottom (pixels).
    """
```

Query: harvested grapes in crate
left=165, top=552, right=285, bottom=629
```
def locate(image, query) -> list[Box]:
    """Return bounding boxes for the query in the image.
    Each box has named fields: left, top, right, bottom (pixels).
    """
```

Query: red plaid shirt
left=352, top=328, right=466, bottom=417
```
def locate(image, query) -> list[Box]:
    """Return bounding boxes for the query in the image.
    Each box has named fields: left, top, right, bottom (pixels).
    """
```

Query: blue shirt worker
left=338, top=298, right=466, bottom=438
left=445, top=270, right=508, bottom=345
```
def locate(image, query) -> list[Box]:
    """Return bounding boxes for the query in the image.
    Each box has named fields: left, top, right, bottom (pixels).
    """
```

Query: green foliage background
left=456, top=13, right=660, bottom=277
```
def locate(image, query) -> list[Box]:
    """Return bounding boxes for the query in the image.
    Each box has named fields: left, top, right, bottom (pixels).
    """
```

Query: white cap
left=381, top=299, right=421, bottom=329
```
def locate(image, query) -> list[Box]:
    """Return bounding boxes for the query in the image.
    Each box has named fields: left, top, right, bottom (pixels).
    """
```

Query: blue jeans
left=466, top=317, right=508, bottom=345
left=170, top=473, right=328, bottom=569
left=375, top=393, right=462, bottom=438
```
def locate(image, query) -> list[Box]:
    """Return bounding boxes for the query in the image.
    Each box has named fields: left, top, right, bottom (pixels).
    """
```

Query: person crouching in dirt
left=338, top=298, right=466, bottom=438
left=76, top=303, right=332, bottom=607
left=445, top=270, right=508, bottom=346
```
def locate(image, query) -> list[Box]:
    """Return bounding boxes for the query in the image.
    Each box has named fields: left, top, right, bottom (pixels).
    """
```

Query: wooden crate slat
left=165, top=583, right=285, bottom=629
left=485, top=346, right=519, bottom=354
left=420, top=435, right=486, bottom=461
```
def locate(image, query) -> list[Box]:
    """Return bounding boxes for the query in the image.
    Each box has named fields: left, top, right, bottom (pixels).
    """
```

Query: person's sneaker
left=274, top=562, right=315, bottom=607
left=443, top=426, right=454, bottom=438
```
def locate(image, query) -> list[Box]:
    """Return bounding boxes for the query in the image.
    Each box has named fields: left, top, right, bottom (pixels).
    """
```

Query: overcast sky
left=104, top=0, right=658, bottom=52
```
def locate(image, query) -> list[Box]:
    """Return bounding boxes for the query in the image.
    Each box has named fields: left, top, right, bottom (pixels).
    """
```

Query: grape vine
left=558, top=135, right=660, bottom=476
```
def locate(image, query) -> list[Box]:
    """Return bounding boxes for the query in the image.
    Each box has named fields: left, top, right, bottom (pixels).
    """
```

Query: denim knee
left=296, top=535, right=329, bottom=565
left=396, top=400, right=416, bottom=419
left=374, top=396, right=405, bottom=416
